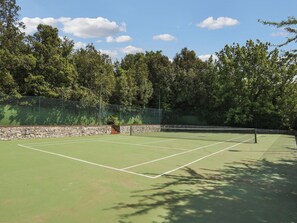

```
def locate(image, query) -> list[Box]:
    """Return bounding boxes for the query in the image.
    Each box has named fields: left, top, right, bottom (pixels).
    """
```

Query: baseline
left=17, top=144, right=155, bottom=179
left=21, top=137, right=187, bottom=151
left=137, top=138, right=179, bottom=145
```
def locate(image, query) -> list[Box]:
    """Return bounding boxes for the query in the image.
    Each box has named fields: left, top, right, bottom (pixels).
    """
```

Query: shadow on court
left=111, top=157, right=297, bottom=223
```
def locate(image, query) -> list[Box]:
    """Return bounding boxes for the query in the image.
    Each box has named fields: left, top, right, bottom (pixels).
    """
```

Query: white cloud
left=198, top=54, right=218, bottom=61
left=20, top=17, right=126, bottom=38
left=106, top=35, right=132, bottom=43
left=74, top=41, right=88, bottom=49
left=20, top=17, right=60, bottom=34
left=63, top=17, right=126, bottom=38
left=106, top=36, right=114, bottom=43
left=121, top=45, right=143, bottom=54
left=98, top=49, right=118, bottom=58
left=153, top=34, right=176, bottom=41
left=197, top=17, right=239, bottom=30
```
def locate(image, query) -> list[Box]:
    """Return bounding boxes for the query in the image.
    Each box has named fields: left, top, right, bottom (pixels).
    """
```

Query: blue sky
left=17, top=0, right=297, bottom=61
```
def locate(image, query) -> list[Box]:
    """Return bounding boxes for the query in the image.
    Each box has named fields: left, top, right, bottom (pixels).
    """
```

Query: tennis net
left=130, top=126, right=257, bottom=143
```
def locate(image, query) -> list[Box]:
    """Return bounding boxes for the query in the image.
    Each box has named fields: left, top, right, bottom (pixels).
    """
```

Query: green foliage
left=106, top=114, right=143, bottom=125
left=145, top=51, right=174, bottom=109
left=0, top=49, right=18, bottom=94
left=0, top=0, right=296, bottom=129
left=0, top=0, right=25, bottom=52
left=112, top=53, right=153, bottom=107
left=127, top=115, right=143, bottom=125
left=106, top=115, right=121, bottom=125
left=28, top=24, right=78, bottom=98
left=0, top=0, right=34, bottom=95
left=73, top=44, right=115, bottom=103
left=212, top=40, right=297, bottom=129
left=172, top=48, right=208, bottom=110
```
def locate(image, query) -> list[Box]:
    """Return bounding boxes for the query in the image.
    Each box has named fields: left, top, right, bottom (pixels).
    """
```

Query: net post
left=254, top=128, right=257, bottom=143
left=130, top=125, right=132, bottom=136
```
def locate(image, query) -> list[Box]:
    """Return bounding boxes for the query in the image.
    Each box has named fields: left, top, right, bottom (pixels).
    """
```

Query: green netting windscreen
left=0, top=95, right=162, bottom=126
left=162, top=110, right=207, bottom=126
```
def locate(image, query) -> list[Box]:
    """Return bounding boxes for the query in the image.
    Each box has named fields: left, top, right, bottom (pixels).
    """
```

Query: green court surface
left=0, top=133, right=296, bottom=223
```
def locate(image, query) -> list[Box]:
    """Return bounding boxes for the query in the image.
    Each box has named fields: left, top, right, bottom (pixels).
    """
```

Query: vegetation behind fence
left=0, top=95, right=162, bottom=126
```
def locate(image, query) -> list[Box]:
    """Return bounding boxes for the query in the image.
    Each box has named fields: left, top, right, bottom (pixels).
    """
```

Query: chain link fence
left=0, top=95, right=162, bottom=126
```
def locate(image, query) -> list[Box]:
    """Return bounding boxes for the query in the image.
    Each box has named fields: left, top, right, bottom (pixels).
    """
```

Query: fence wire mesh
left=0, top=95, right=162, bottom=126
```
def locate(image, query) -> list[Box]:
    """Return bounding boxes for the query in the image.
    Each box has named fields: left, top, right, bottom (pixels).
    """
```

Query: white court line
left=151, top=137, right=253, bottom=178
left=122, top=134, right=248, bottom=170
left=137, top=138, right=178, bottom=145
left=22, top=138, right=186, bottom=151
left=17, top=144, right=155, bottom=179
left=22, top=135, right=132, bottom=146
left=17, top=136, right=254, bottom=180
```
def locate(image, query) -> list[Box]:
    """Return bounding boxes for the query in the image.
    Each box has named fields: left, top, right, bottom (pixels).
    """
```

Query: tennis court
left=1, top=129, right=296, bottom=223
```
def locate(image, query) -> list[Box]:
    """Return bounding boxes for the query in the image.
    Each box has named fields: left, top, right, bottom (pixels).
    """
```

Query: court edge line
left=137, top=138, right=179, bottom=145
left=22, top=135, right=131, bottom=145
left=122, top=134, right=249, bottom=170
left=151, top=137, right=253, bottom=179
left=22, top=138, right=187, bottom=151
left=17, top=144, right=156, bottom=179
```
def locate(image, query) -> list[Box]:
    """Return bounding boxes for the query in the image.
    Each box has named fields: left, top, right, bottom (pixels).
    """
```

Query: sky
left=17, top=0, right=297, bottom=61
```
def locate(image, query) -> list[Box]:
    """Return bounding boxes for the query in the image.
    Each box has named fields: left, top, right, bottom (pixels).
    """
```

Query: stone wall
left=130, top=125, right=161, bottom=134
left=118, top=125, right=162, bottom=135
left=0, top=125, right=111, bottom=141
left=119, top=125, right=131, bottom=134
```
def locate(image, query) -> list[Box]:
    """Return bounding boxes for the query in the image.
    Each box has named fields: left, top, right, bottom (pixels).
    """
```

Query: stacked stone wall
left=130, top=125, right=161, bottom=134
left=0, top=126, right=111, bottom=141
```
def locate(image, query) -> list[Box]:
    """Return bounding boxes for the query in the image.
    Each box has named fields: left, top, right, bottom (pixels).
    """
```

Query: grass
left=0, top=133, right=296, bottom=223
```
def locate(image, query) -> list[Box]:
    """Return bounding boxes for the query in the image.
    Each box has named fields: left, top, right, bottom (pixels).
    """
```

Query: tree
left=0, top=0, right=35, bottom=95
left=27, top=24, right=77, bottom=98
left=0, top=0, right=24, bottom=52
left=112, top=64, right=136, bottom=107
left=116, top=53, right=153, bottom=107
left=172, top=48, right=208, bottom=110
left=72, top=44, right=115, bottom=104
left=213, top=40, right=297, bottom=129
left=145, top=51, right=174, bottom=109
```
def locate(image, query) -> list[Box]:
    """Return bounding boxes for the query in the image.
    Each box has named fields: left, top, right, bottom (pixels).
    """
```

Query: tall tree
left=72, top=44, right=115, bottom=104
left=145, top=51, right=173, bottom=109
left=0, top=0, right=35, bottom=95
left=172, top=48, right=208, bottom=110
left=116, top=53, right=153, bottom=107
left=0, top=0, right=24, bottom=52
left=213, top=40, right=297, bottom=129
left=112, top=64, right=136, bottom=107
left=27, top=24, right=77, bottom=98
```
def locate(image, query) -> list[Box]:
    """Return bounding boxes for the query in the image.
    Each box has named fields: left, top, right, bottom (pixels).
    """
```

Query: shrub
left=106, top=115, right=120, bottom=125
left=127, top=115, right=143, bottom=125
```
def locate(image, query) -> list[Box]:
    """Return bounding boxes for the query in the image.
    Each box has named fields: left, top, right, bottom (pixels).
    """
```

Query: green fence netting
left=0, top=95, right=162, bottom=126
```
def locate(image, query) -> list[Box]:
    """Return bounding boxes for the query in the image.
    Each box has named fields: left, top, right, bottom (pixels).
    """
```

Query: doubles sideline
left=22, top=136, right=186, bottom=151
left=17, top=134, right=253, bottom=179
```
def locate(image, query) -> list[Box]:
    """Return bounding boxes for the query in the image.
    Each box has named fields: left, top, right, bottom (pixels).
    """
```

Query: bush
left=106, top=115, right=120, bottom=125
left=127, top=115, right=143, bottom=125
